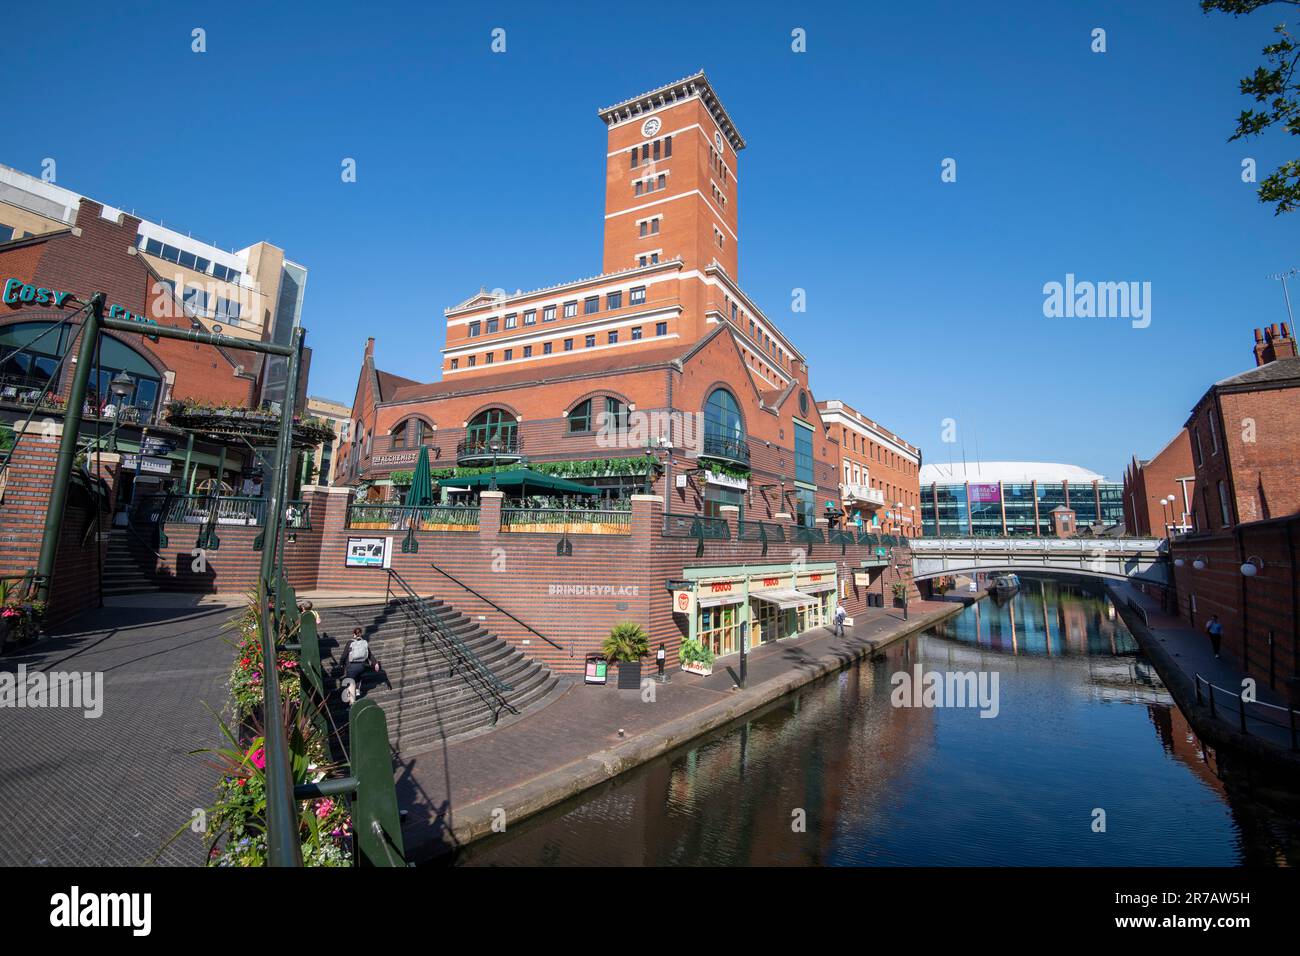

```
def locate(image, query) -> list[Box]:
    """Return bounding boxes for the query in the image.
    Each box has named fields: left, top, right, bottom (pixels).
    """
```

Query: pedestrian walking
left=1205, top=614, right=1223, bottom=659
left=833, top=604, right=847, bottom=638
left=341, top=626, right=380, bottom=705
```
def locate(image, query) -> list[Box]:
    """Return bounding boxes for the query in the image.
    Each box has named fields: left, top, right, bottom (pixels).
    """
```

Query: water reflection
left=457, top=577, right=1300, bottom=867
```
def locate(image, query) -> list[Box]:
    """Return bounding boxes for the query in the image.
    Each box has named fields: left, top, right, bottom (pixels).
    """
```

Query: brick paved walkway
left=1111, top=582, right=1296, bottom=751
left=0, top=599, right=240, bottom=866
left=394, top=600, right=957, bottom=859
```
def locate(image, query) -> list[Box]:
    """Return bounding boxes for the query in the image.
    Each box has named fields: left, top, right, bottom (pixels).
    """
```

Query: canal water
left=456, top=578, right=1300, bottom=866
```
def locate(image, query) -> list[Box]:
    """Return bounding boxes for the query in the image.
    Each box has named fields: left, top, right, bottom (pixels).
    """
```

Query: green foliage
left=427, top=454, right=659, bottom=482
left=891, top=582, right=909, bottom=600
left=602, top=620, right=650, bottom=662
left=697, top=456, right=751, bottom=480
left=389, top=470, right=414, bottom=485
left=1203, top=0, right=1300, bottom=213
left=677, top=637, right=715, bottom=668
left=0, top=424, right=14, bottom=453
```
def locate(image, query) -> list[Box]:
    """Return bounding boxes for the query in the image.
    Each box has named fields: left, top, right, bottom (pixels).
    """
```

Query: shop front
left=675, top=562, right=839, bottom=660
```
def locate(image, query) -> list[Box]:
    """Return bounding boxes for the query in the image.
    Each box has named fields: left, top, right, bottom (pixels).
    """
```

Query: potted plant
left=678, top=637, right=715, bottom=677
left=891, top=582, right=908, bottom=608
left=603, top=620, right=649, bottom=689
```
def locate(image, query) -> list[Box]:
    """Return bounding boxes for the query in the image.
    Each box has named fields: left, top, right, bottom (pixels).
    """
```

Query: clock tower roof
left=597, top=70, right=746, bottom=152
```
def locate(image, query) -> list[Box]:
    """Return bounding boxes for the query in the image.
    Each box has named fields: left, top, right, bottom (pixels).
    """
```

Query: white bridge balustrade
left=908, top=536, right=1168, bottom=584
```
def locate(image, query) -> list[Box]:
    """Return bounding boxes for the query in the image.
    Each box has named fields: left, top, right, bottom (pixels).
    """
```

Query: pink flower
left=249, top=747, right=266, bottom=769
left=315, top=798, right=334, bottom=819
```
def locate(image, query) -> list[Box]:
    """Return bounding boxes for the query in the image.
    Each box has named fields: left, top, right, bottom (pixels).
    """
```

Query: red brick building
left=1168, top=323, right=1300, bottom=693
left=324, top=73, right=921, bottom=672
left=1122, top=429, right=1195, bottom=537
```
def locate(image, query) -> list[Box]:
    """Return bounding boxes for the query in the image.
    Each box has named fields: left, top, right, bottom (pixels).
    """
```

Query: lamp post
left=106, top=371, right=133, bottom=452
left=1166, top=494, right=1179, bottom=534
left=488, top=433, right=503, bottom=492
left=895, top=501, right=904, bottom=537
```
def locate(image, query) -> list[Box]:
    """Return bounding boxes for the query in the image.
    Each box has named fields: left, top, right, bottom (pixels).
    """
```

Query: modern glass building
left=919, top=462, right=1125, bottom=536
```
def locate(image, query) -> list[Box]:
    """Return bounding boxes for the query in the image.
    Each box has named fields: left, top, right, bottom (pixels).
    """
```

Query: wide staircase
left=102, top=528, right=160, bottom=596
left=316, top=596, right=561, bottom=753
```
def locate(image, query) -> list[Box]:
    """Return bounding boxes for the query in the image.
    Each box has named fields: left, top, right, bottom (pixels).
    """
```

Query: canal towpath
left=1109, top=581, right=1300, bottom=766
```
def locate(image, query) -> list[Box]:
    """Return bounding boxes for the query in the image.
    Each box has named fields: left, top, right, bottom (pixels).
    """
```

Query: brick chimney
left=1254, top=322, right=1297, bottom=366
left=364, top=336, right=375, bottom=359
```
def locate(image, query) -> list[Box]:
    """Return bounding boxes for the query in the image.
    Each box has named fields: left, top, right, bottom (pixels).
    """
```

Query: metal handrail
left=427, top=563, right=568, bottom=656
left=500, top=506, right=631, bottom=533
left=1193, top=672, right=1300, bottom=750
left=346, top=503, right=480, bottom=531
left=384, top=568, right=518, bottom=723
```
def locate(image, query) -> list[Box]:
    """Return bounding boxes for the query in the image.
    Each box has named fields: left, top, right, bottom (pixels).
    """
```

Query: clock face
left=714, top=131, right=724, bottom=152
left=641, top=117, right=662, bottom=137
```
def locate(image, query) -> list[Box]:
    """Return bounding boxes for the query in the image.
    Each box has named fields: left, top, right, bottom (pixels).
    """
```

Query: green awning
left=441, top=467, right=602, bottom=496
left=85, top=438, right=231, bottom=470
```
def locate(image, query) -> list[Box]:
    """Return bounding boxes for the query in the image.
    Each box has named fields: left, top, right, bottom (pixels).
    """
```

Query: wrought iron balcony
left=456, top=433, right=523, bottom=466
left=701, top=433, right=750, bottom=467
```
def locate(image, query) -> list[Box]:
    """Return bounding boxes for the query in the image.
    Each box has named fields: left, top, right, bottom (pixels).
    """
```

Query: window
left=466, top=408, right=516, bottom=452
left=504, top=313, right=517, bottom=330
left=634, top=181, right=644, bottom=197
left=631, top=326, right=642, bottom=340
left=450, top=358, right=459, bottom=370
left=1209, top=414, right=1220, bottom=454
left=486, top=317, right=499, bottom=334
left=657, top=174, right=665, bottom=189
left=524, top=309, right=537, bottom=325
left=468, top=321, right=481, bottom=337
left=467, top=355, right=476, bottom=367
left=653, top=140, right=660, bottom=161
left=183, top=285, right=209, bottom=317
left=584, top=296, right=599, bottom=314
left=569, top=399, right=594, bottom=432
left=585, top=334, right=596, bottom=348
left=1218, top=481, right=1232, bottom=527
left=563, top=301, right=578, bottom=318
left=522, top=345, right=532, bottom=358
left=543, top=342, right=553, bottom=355
left=0, top=224, right=14, bottom=243
left=391, top=418, right=427, bottom=448
left=630, top=148, right=638, bottom=169
left=571, top=396, right=627, bottom=434
left=1193, top=427, right=1204, bottom=465
left=564, top=338, right=574, bottom=351
left=655, top=322, right=667, bottom=336
left=630, top=286, right=646, bottom=305
left=485, top=352, right=494, bottom=364
left=503, top=349, right=512, bottom=361
left=214, top=296, right=241, bottom=325
left=607, top=291, right=622, bottom=310
left=608, top=331, right=618, bottom=344
left=543, top=305, right=556, bottom=322
left=665, top=135, right=672, bottom=157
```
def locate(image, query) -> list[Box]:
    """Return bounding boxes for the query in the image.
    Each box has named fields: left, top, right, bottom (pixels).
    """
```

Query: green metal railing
left=500, top=506, right=631, bottom=534
left=347, top=503, right=480, bottom=531
left=662, top=512, right=730, bottom=539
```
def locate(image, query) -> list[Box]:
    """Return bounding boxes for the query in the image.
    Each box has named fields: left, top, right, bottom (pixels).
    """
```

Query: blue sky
left=6, top=1, right=1296, bottom=480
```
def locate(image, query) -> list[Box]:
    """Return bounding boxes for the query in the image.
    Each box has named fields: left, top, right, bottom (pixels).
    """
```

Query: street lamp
left=895, top=501, right=904, bottom=537
left=106, top=371, right=133, bottom=451
left=1165, top=494, right=1178, bottom=535
left=1241, top=555, right=1264, bottom=577
left=488, top=433, right=503, bottom=492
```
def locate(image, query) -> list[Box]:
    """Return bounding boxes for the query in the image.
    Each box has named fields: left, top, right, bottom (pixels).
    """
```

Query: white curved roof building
left=920, top=461, right=1108, bottom=485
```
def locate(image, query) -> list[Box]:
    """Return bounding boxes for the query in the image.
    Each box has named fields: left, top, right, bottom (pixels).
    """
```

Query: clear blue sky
left=7, top=1, right=1296, bottom=480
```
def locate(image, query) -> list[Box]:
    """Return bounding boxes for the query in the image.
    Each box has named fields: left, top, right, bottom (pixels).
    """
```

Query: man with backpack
left=341, top=626, right=380, bottom=705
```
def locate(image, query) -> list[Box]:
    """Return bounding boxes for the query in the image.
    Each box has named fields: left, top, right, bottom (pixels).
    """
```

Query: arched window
left=569, top=396, right=627, bottom=434
left=466, top=408, right=516, bottom=447
left=390, top=418, right=427, bottom=448
left=0, top=321, right=162, bottom=416
left=704, top=388, right=744, bottom=440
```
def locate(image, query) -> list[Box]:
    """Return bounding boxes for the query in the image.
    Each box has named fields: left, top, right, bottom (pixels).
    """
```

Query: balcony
left=701, top=433, right=750, bottom=468
left=842, top=483, right=885, bottom=508
left=456, top=433, right=523, bottom=466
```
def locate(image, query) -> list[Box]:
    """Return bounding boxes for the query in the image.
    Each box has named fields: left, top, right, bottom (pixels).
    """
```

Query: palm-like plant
left=602, top=621, right=649, bottom=662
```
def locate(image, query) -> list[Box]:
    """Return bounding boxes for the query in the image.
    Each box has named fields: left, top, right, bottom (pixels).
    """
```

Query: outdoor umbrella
left=404, top=446, right=434, bottom=507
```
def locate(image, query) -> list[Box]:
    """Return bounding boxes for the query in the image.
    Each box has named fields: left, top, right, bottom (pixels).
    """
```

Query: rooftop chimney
left=364, top=336, right=375, bottom=359
left=1253, top=322, right=1297, bottom=366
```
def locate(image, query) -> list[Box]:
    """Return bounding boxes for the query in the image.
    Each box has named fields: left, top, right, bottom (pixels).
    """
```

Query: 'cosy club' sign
left=3, top=277, right=160, bottom=337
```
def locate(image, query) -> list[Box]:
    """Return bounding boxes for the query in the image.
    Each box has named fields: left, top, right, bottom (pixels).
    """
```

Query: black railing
left=346, top=503, right=480, bottom=531
left=1194, top=673, right=1300, bottom=751
left=501, top=506, right=631, bottom=534
left=793, top=526, right=824, bottom=544
left=662, top=512, right=731, bottom=540
left=456, top=433, right=523, bottom=463
left=427, top=563, right=568, bottom=656
left=701, top=433, right=750, bottom=466
left=384, top=568, right=517, bottom=723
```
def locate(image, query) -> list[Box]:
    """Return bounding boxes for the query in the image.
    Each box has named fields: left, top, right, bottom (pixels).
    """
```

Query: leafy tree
left=1203, top=0, right=1300, bottom=212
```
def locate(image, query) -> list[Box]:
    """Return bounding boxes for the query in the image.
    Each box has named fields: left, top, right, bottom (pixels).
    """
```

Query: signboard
left=3, top=276, right=161, bottom=339
left=120, top=454, right=172, bottom=476
left=374, top=451, right=419, bottom=468
left=346, top=536, right=392, bottom=569
left=140, top=436, right=175, bottom=456
left=704, top=469, right=748, bottom=491
left=969, top=482, right=1001, bottom=504
left=584, top=657, right=609, bottom=685
left=854, top=572, right=871, bottom=587
left=672, top=589, right=695, bottom=615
